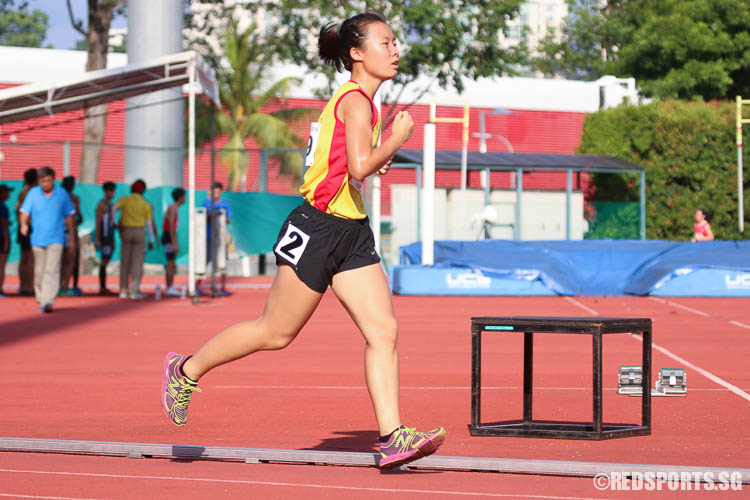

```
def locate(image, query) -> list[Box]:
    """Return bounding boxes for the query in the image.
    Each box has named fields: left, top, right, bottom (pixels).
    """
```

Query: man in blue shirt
left=19, top=167, right=76, bottom=313
left=197, top=182, right=232, bottom=296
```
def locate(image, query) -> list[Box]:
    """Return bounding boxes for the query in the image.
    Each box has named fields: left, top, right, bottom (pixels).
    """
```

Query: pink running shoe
left=378, top=425, right=446, bottom=469
left=161, top=352, right=201, bottom=426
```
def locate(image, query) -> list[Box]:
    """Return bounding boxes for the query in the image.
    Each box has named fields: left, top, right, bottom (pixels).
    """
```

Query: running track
left=0, top=277, right=748, bottom=498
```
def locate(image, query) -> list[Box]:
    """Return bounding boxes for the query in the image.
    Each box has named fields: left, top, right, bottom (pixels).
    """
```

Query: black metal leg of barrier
left=471, top=328, right=482, bottom=429
left=523, top=331, right=533, bottom=423
left=592, top=331, right=603, bottom=433
left=642, top=328, right=652, bottom=428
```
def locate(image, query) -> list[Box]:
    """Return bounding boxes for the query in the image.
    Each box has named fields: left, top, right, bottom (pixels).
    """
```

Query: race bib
left=274, top=222, right=311, bottom=266
left=305, top=122, right=321, bottom=168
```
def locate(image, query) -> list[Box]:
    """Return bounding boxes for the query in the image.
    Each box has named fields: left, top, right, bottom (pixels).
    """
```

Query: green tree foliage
left=275, top=0, right=527, bottom=126
left=579, top=100, right=750, bottom=240
left=0, top=4, right=49, bottom=47
left=192, top=18, right=314, bottom=190
left=534, top=0, right=750, bottom=100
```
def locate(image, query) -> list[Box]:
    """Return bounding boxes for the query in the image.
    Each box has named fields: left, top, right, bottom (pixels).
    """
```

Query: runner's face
left=356, top=22, right=399, bottom=80
left=40, top=175, right=54, bottom=193
left=105, top=189, right=115, bottom=200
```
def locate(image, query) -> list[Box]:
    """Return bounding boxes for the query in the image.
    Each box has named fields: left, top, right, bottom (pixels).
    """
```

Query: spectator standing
left=115, top=179, right=152, bottom=299
left=197, top=182, right=233, bottom=296
left=59, top=176, right=83, bottom=296
left=162, top=188, right=186, bottom=296
left=0, top=184, right=12, bottom=297
left=692, top=209, right=714, bottom=242
left=16, top=168, right=37, bottom=295
left=18, top=167, right=76, bottom=313
left=95, top=182, right=117, bottom=295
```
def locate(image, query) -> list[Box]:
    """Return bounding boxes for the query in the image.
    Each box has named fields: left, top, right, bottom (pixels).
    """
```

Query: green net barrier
left=0, top=180, right=301, bottom=265
left=584, top=201, right=639, bottom=240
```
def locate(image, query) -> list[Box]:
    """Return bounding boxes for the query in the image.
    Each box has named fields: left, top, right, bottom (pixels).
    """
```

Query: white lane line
left=630, top=336, right=750, bottom=404
left=648, top=297, right=710, bottom=317
left=0, top=469, right=606, bottom=500
left=563, top=298, right=750, bottom=404
left=651, top=297, right=750, bottom=331
left=0, top=495, right=107, bottom=500
left=563, top=297, right=599, bottom=316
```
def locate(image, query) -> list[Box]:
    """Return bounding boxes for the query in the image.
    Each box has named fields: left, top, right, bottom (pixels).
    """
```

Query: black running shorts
left=273, top=202, right=380, bottom=293
left=100, top=237, right=115, bottom=258
left=161, top=232, right=176, bottom=261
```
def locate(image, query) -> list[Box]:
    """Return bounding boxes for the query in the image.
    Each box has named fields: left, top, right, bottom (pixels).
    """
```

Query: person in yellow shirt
left=161, top=11, right=445, bottom=469
left=116, top=179, right=153, bottom=299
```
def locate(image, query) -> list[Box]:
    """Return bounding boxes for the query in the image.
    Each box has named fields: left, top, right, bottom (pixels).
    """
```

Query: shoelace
left=175, top=383, right=202, bottom=409
left=395, top=427, right=424, bottom=453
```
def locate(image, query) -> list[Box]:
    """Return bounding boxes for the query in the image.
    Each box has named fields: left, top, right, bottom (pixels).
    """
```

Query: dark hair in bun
left=318, top=11, right=387, bottom=72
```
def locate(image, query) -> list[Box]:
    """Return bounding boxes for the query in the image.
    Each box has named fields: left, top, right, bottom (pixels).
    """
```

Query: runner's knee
left=257, top=319, right=300, bottom=350
left=364, top=315, right=398, bottom=349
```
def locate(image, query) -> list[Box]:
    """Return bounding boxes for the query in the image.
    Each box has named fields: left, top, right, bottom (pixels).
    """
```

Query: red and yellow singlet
left=300, top=80, right=381, bottom=220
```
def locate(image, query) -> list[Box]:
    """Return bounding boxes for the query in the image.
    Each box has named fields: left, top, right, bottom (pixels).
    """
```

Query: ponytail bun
left=318, top=12, right=388, bottom=73
left=318, top=23, right=345, bottom=72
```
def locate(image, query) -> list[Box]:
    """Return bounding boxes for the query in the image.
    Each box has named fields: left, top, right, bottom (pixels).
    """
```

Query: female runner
left=691, top=208, right=714, bottom=242
left=161, top=11, right=445, bottom=469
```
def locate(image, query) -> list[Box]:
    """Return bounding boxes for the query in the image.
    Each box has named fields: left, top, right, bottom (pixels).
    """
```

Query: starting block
left=655, top=368, right=687, bottom=396
left=617, top=366, right=644, bottom=396
left=618, top=366, right=687, bottom=397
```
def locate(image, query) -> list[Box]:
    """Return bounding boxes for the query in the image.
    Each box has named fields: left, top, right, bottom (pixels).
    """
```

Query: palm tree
left=194, top=18, right=314, bottom=190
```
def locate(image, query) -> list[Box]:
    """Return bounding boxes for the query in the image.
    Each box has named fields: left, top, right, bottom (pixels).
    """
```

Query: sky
left=26, top=0, right=128, bottom=50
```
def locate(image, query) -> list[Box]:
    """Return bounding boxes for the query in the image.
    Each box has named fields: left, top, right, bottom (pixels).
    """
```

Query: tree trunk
left=79, top=0, right=118, bottom=185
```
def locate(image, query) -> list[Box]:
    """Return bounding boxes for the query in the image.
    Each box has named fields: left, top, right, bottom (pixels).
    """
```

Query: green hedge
left=579, top=100, right=750, bottom=241
left=584, top=202, right=639, bottom=240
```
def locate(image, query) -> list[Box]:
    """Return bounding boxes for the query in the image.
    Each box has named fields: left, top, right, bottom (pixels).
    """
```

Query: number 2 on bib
left=274, top=222, right=310, bottom=266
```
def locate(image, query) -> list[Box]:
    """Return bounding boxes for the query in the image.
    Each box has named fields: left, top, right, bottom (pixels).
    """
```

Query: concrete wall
left=386, top=185, right=586, bottom=265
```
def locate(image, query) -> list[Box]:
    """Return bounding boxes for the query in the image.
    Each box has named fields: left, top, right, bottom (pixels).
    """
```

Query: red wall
left=0, top=85, right=586, bottom=215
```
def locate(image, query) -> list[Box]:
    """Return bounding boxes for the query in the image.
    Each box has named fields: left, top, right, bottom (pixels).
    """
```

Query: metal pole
left=514, top=167, right=522, bottom=240
left=422, top=123, right=436, bottom=265
left=210, top=102, right=217, bottom=296
left=187, top=62, right=197, bottom=300
left=416, top=163, right=421, bottom=247
left=640, top=170, right=646, bottom=240
left=259, top=149, right=268, bottom=192
left=479, top=112, right=487, bottom=154
left=566, top=168, right=572, bottom=240
left=738, top=96, right=744, bottom=233
left=460, top=101, right=469, bottom=190
left=484, top=168, right=491, bottom=239
left=63, top=141, right=70, bottom=177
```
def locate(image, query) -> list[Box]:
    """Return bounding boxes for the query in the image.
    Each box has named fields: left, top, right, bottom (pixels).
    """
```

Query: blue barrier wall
left=394, top=240, right=750, bottom=297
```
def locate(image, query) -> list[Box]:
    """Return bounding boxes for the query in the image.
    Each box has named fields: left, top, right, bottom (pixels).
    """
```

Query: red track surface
left=1, top=278, right=748, bottom=498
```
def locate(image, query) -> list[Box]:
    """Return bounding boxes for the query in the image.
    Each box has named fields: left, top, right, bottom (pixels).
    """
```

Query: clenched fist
left=392, top=110, right=414, bottom=145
